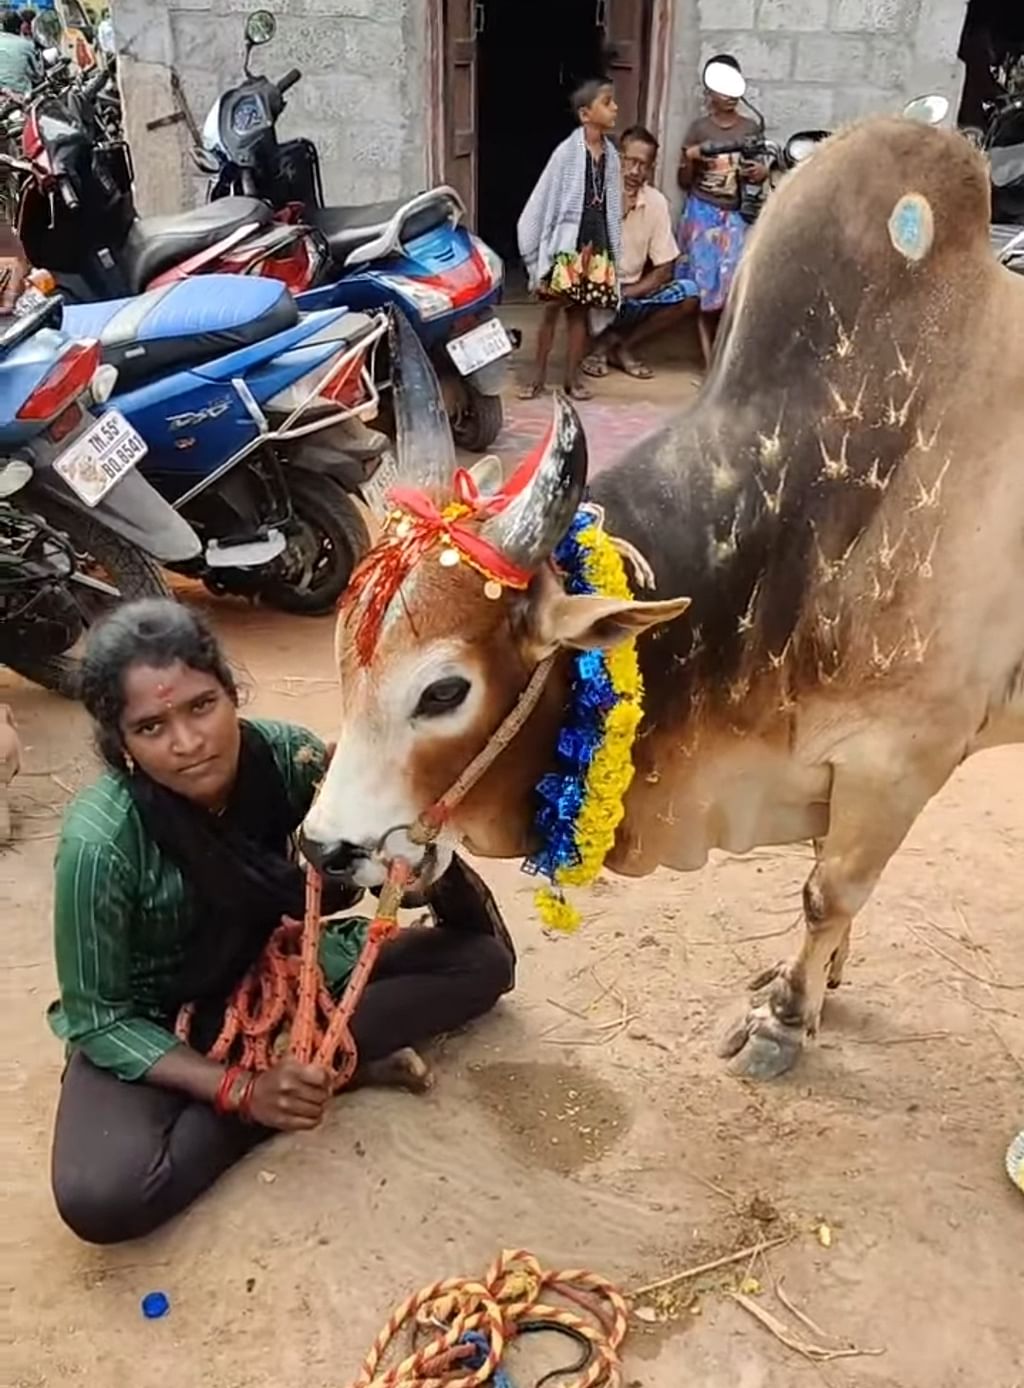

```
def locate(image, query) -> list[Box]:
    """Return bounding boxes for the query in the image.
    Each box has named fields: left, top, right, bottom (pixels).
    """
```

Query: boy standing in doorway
left=583, top=125, right=697, bottom=381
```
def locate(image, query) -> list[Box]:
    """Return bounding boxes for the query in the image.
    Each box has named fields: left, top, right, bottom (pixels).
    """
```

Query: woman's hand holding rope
left=247, top=1056, right=331, bottom=1130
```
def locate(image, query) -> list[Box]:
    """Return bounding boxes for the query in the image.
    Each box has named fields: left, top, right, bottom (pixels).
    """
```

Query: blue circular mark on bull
left=888, top=193, right=934, bottom=262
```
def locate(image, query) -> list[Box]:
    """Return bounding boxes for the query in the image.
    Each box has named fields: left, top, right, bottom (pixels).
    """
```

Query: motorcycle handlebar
left=58, top=175, right=79, bottom=210
left=699, top=135, right=765, bottom=159
left=276, top=68, right=301, bottom=95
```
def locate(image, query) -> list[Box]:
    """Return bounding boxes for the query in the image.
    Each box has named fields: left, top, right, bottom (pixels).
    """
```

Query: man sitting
left=584, top=125, right=697, bottom=381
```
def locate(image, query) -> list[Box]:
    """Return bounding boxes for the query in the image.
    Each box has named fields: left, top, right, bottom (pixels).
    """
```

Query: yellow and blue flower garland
left=524, top=509, right=645, bottom=932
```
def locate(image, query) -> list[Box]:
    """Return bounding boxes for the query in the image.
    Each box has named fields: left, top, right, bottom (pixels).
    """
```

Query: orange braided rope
left=346, top=1249, right=629, bottom=1388
left=175, top=861, right=410, bottom=1090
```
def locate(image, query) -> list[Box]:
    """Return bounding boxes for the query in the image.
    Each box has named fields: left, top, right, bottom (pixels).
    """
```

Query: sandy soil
left=4, top=585, right=1021, bottom=1388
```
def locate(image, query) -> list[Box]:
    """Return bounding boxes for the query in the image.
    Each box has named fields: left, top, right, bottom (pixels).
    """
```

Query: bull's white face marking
left=302, top=637, right=485, bottom=886
left=888, top=193, right=934, bottom=262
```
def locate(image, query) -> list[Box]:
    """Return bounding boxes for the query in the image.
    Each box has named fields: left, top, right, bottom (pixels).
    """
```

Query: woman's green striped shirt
left=47, top=719, right=337, bottom=1082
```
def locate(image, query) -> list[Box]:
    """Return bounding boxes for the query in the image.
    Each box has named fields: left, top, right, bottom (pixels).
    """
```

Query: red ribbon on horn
left=339, top=411, right=560, bottom=666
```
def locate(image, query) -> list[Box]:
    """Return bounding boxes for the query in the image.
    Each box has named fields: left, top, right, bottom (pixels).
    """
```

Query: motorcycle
left=0, top=496, right=86, bottom=674
left=58, top=274, right=390, bottom=614
left=7, top=24, right=512, bottom=451
left=195, top=8, right=512, bottom=450
left=0, top=295, right=201, bottom=696
left=994, top=226, right=1024, bottom=275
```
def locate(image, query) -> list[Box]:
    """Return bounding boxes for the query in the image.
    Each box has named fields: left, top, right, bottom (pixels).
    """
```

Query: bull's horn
left=390, top=308, right=457, bottom=498
left=479, top=393, right=588, bottom=570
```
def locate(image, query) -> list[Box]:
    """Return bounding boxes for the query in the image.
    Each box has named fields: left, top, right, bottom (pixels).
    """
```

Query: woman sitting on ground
left=48, top=599, right=515, bottom=1245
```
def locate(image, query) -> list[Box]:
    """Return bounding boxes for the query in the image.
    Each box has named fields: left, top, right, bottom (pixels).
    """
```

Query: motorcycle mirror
left=190, top=146, right=221, bottom=174
left=245, top=10, right=277, bottom=46
left=32, top=11, right=63, bottom=47
left=704, top=60, right=746, bottom=101
left=902, top=94, right=949, bottom=126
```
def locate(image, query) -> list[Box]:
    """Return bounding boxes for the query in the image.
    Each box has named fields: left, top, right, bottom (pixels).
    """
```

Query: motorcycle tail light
left=49, top=401, right=83, bottom=443
left=18, top=341, right=101, bottom=421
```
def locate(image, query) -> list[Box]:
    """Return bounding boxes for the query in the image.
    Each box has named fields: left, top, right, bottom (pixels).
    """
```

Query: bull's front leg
left=719, top=753, right=952, bottom=1079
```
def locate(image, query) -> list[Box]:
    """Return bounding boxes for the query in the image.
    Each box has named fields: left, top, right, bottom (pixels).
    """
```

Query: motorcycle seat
left=308, top=194, right=451, bottom=264
left=62, top=275, right=298, bottom=387
left=122, top=197, right=274, bottom=293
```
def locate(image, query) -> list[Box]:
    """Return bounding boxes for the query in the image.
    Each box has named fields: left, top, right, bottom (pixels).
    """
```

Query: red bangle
left=214, top=1065, right=247, bottom=1116
left=237, top=1072, right=258, bottom=1124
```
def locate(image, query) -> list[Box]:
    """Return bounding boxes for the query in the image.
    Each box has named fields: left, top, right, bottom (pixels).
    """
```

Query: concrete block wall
left=659, top=0, right=968, bottom=208
left=112, top=0, right=428, bottom=216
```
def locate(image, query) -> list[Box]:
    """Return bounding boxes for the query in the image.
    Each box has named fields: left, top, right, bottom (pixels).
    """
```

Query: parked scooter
left=0, top=295, right=201, bottom=695
left=195, top=9, right=512, bottom=449
left=7, top=24, right=512, bottom=450
left=59, top=275, right=390, bottom=613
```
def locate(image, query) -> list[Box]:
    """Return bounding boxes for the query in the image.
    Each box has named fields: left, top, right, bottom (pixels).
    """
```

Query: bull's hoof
left=718, top=1005, right=804, bottom=1079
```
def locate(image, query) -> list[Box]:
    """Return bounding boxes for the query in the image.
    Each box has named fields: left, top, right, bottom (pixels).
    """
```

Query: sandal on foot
left=517, top=380, right=546, bottom=400
left=610, top=348, right=654, bottom=380
left=581, top=353, right=609, bottom=378
left=565, top=380, right=593, bottom=401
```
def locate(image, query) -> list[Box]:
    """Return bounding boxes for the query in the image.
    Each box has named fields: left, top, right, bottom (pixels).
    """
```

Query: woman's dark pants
left=51, top=867, right=514, bottom=1244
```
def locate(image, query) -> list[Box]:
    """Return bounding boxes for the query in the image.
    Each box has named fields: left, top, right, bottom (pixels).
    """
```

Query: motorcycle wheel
left=6, top=495, right=170, bottom=699
left=451, top=389, right=504, bottom=452
left=256, top=473, right=369, bottom=616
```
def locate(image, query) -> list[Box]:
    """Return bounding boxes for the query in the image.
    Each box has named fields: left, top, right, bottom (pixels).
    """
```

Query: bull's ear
left=526, top=564, right=690, bottom=654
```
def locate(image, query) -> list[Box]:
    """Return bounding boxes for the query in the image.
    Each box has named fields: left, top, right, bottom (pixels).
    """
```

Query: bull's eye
left=414, top=676, right=471, bottom=719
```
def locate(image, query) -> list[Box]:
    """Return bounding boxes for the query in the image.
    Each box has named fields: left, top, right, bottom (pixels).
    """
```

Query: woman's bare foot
left=354, top=1046, right=434, bottom=1093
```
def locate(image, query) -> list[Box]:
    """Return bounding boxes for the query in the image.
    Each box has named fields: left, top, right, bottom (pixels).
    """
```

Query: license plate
left=361, top=448, right=400, bottom=523
left=445, top=318, right=512, bottom=377
left=52, top=410, right=148, bottom=508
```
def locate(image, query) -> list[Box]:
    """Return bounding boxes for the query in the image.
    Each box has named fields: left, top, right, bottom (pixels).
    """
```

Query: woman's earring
left=123, top=752, right=135, bottom=775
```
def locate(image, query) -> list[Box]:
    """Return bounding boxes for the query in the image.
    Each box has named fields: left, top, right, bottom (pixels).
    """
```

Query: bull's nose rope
left=175, top=860, right=410, bottom=1089
left=346, top=1248, right=628, bottom=1388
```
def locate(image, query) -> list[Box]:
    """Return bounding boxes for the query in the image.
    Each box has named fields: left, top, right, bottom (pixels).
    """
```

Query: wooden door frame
left=426, top=0, right=445, bottom=186
left=429, top=0, right=676, bottom=202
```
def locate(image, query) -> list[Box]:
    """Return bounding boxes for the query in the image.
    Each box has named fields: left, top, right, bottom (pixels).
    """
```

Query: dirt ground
left=4, top=349, right=1023, bottom=1387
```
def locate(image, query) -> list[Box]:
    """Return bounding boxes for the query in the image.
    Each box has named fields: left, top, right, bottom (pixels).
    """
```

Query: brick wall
left=111, top=0, right=428, bottom=217
left=658, top=0, right=968, bottom=204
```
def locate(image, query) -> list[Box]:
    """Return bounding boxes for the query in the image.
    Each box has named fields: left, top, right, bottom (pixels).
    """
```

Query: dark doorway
left=472, top=0, right=650, bottom=267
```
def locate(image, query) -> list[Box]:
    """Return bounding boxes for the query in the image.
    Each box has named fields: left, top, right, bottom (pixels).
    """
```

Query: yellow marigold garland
left=529, top=514, right=645, bottom=932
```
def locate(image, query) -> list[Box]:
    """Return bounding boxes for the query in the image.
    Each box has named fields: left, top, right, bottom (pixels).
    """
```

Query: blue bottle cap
left=141, top=1291, right=170, bottom=1319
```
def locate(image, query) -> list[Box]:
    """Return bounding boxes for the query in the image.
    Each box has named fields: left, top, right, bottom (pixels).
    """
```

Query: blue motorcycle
left=61, top=274, right=390, bottom=614
left=195, top=8, right=512, bottom=450
left=0, top=295, right=201, bottom=695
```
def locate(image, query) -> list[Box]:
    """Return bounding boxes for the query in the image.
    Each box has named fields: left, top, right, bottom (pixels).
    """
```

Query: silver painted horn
left=479, top=393, right=588, bottom=570
left=391, top=309, right=457, bottom=499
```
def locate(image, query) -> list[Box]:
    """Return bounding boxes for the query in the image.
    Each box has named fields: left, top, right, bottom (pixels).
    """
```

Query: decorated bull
left=302, top=117, right=1024, bottom=1078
